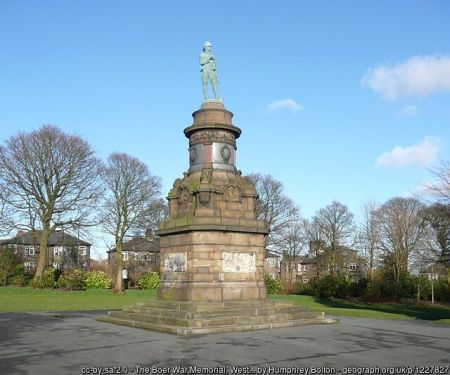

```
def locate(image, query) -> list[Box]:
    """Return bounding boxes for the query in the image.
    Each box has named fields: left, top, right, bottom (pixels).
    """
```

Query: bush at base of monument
left=138, top=272, right=160, bottom=290
left=265, top=274, right=282, bottom=294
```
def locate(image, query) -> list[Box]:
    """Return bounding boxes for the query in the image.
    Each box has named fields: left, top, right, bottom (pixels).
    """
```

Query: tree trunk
left=34, top=227, right=50, bottom=286
left=114, top=244, right=123, bottom=293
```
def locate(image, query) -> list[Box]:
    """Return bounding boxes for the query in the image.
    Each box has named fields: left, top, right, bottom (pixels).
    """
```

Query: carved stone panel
left=198, top=191, right=211, bottom=205
left=220, top=145, right=231, bottom=163
left=165, top=253, right=187, bottom=272
left=178, top=187, right=191, bottom=212
left=200, top=168, right=212, bottom=183
left=190, top=130, right=235, bottom=147
left=223, top=186, right=242, bottom=202
left=189, top=144, right=204, bottom=167
left=222, top=252, right=256, bottom=273
left=212, top=142, right=235, bottom=169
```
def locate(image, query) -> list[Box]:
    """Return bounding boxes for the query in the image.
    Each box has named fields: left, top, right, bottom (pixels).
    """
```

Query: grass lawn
left=0, top=287, right=156, bottom=313
left=270, top=294, right=450, bottom=323
left=1, top=287, right=449, bottom=324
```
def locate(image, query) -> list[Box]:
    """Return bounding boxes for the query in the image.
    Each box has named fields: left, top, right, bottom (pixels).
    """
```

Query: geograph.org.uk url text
left=80, top=365, right=450, bottom=375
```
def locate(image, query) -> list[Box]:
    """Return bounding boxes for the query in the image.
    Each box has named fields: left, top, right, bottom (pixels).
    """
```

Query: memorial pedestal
left=98, top=102, right=336, bottom=335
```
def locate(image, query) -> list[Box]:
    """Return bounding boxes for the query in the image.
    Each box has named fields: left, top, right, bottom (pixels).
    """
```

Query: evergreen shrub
left=138, top=272, right=160, bottom=290
left=58, top=269, right=86, bottom=290
left=86, top=271, right=111, bottom=289
left=264, top=274, right=282, bottom=294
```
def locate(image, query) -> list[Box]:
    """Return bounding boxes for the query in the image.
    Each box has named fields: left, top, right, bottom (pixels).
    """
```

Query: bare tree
left=128, top=198, right=168, bottom=238
left=358, top=200, right=381, bottom=283
left=0, top=198, right=11, bottom=235
left=248, top=173, right=298, bottom=250
left=309, top=201, right=356, bottom=273
left=102, top=153, right=163, bottom=293
left=0, top=125, right=102, bottom=283
left=305, top=217, right=327, bottom=277
left=279, top=211, right=307, bottom=285
left=421, top=203, right=450, bottom=283
left=374, top=197, right=426, bottom=284
left=426, top=161, right=450, bottom=203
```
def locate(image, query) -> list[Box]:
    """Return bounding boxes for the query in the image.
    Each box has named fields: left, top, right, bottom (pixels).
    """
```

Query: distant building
left=264, top=249, right=281, bottom=278
left=280, top=246, right=365, bottom=285
left=281, top=255, right=317, bottom=284
left=0, top=230, right=91, bottom=271
left=107, top=235, right=160, bottom=282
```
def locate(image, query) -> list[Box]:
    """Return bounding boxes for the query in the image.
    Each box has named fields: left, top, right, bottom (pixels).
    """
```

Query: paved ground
left=0, top=311, right=449, bottom=375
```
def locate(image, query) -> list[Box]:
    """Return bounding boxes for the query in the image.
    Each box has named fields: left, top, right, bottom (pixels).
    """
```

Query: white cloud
left=376, top=136, right=441, bottom=167
left=267, top=99, right=303, bottom=112
left=399, top=105, right=419, bottom=117
left=362, top=55, right=450, bottom=100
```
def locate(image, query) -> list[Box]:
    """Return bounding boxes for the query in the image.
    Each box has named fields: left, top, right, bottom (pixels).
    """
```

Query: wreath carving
left=220, top=145, right=232, bottom=163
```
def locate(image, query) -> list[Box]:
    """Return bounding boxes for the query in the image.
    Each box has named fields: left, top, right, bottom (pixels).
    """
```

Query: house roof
left=265, top=249, right=281, bottom=258
left=0, top=230, right=91, bottom=247
left=108, top=236, right=159, bottom=254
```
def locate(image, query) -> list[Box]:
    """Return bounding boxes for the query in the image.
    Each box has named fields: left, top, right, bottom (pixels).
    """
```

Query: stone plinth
left=157, top=230, right=267, bottom=302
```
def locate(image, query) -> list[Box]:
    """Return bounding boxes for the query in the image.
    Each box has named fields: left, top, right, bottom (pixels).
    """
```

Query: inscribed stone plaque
left=222, top=252, right=256, bottom=273
left=165, top=253, right=187, bottom=272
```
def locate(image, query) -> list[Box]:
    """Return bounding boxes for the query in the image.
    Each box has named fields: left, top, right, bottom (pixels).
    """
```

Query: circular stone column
left=184, top=102, right=241, bottom=173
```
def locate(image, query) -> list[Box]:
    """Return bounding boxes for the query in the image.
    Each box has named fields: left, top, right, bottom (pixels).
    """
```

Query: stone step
left=97, top=314, right=336, bottom=336
left=133, top=300, right=299, bottom=313
left=108, top=310, right=322, bottom=329
left=125, top=305, right=309, bottom=319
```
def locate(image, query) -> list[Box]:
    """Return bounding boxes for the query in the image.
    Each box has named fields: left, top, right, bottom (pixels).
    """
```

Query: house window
left=8, top=244, right=18, bottom=253
left=297, top=264, right=302, bottom=272
left=53, top=262, right=61, bottom=270
left=24, top=262, right=36, bottom=270
left=138, top=253, right=148, bottom=261
left=78, top=246, right=87, bottom=256
left=25, top=246, right=35, bottom=256
left=267, top=258, right=277, bottom=266
left=303, top=265, right=308, bottom=272
left=349, top=263, right=357, bottom=271
left=122, top=252, right=129, bottom=261
left=53, top=246, right=65, bottom=256
left=303, top=278, right=309, bottom=283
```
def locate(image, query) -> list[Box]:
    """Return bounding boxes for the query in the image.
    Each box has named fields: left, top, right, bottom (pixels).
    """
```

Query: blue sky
left=1, top=1, right=449, bottom=257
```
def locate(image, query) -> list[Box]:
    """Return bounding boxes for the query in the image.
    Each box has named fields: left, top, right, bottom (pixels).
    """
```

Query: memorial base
left=97, top=300, right=336, bottom=336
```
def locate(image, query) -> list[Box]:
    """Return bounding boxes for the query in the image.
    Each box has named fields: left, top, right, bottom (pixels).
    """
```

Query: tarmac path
left=0, top=311, right=449, bottom=375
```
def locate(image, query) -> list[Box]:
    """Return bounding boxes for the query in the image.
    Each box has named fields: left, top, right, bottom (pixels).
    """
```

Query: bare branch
left=248, top=173, right=298, bottom=250
left=0, top=125, right=103, bottom=281
left=374, top=197, right=426, bottom=283
left=101, top=152, right=164, bottom=292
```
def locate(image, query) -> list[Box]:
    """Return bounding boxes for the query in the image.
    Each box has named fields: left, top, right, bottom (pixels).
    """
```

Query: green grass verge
left=1, top=287, right=449, bottom=324
left=0, top=287, right=156, bottom=312
left=270, top=294, right=450, bottom=323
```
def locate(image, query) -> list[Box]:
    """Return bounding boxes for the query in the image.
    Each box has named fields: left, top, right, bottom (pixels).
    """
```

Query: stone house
left=280, top=255, right=317, bottom=284
left=280, top=247, right=365, bottom=285
left=107, top=235, right=160, bottom=282
left=0, top=230, right=91, bottom=271
left=264, top=249, right=281, bottom=278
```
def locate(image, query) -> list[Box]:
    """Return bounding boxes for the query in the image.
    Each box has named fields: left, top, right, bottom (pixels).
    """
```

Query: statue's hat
left=203, top=41, right=212, bottom=47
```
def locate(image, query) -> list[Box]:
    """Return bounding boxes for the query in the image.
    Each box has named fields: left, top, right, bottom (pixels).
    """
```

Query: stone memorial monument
left=98, top=42, right=334, bottom=335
